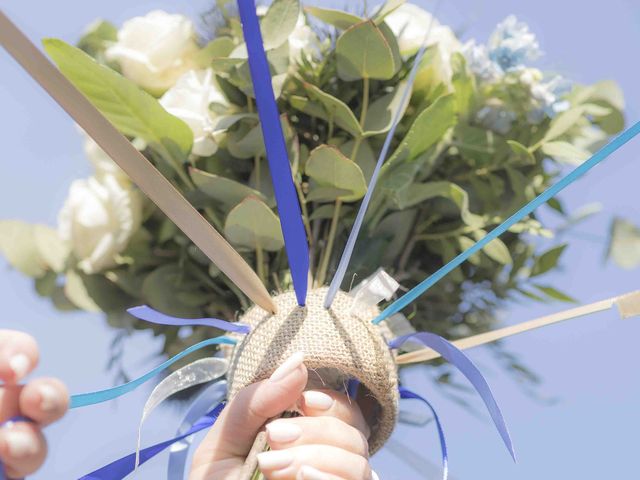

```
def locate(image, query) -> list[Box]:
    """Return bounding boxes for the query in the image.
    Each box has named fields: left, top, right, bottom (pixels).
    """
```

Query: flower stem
left=316, top=199, right=342, bottom=286
left=256, top=244, right=266, bottom=285
left=359, top=77, right=370, bottom=128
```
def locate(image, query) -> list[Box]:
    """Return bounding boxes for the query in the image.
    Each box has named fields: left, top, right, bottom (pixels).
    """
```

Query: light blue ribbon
left=389, top=333, right=516, bottom=460
left=374, top=120, right=640, bottom=324
left=399, top=386, right=448, bottom=480
left=70, top=336, right=236, bottom=408
left=127, top=305, right=250, bottom=334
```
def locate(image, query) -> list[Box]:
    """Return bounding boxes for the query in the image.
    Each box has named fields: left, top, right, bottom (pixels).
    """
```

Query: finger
left=298, top=466, right=346, bottom=480
left=19, top=378, right=69, bottom=426
left=0, top=385, right=22, bottom=424
left=0, top=330, right=39, bottom=384
left=266, top=416, right=368, bottom=457
left=0, top=421, right=47, bottom=478
left=258, top=445, right=372, bottom=480
left=300, top=390, right=370, bottom=439
left=193, top=352, right=307, bottom=466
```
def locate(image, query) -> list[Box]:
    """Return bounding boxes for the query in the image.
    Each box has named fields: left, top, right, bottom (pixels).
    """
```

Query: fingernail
left=298, top=465, right=330, bottom=480
left=270, top=352, right=305, bottom=382
left=267, top=420, right=302, bottom=443
left=4, top=430, right=38, bottom=458
left=38, top=384, right=60, bottom=412
left=371, top=469, right=380, bottom=480
left=256, top=449, right=294, bottom=470
left=8, top=354, right=30, bottom=380
left=302, top=391, right=334, bottom=410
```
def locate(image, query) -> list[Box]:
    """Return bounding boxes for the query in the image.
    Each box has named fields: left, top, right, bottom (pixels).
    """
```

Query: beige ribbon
left=396, top=290, right=640, bottom=365
left=0, top=11, right=276, bottom=313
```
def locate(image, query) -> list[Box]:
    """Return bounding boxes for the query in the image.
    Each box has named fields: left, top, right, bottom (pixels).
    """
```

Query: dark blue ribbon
left=236, top=0, right=309, bottom=306
left=78, top=403, right=225, bottom=479
left=389, top=333, right=516, bottom=461
left=399, top=386, right=448, bottom=480
left=127, top=305, right=250, bottom=334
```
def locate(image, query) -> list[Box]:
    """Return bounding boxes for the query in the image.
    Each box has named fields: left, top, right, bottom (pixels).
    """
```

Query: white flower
left=488, top=15, right=541, bottom=73
left=83, top=137, right=129, bottom=182
left=519, top=68, right=571, bottom=124
left=105, top=10, right=199, bottom=93
left=289, top=14, right=320, bottom=64
left=462, top=40, right=501, bottom=82
left=383, top=3, right=461, bottom=58
left=159, top=69, right=229, bottom=157
left=58, top=175, right=143, bottom=274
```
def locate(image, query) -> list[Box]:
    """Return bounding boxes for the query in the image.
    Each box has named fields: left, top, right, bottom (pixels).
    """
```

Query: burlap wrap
left=227, top=288, right=399, bottom=453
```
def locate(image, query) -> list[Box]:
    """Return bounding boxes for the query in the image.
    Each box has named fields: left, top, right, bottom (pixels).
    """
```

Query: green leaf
left=540, top=107, right=584, bottom=144
left=33, top=225, right=70, bottom=273
left=383, top=94, right=457, bottom=170
left=190, top=167, right=266, bottom=209
left=261, top=0, right=302, bottom=49
left=541, top=141, right=591, bottom=165
left=43, top=39, right=193, bottom=157
left=305, top=145, right=367, bottom=202
left=196, top=37, right=236, bottom=67
left=507, top=140, right=535, bottom=164
left=76, top=20, right=117, bottom=59
left=531, top=244, right=567, bottom=277
left=339, top=139, right=376, bottom=181
left=304, top=6, right=361, bottom=29
left=303, top=83, right=362, bottom=137
left=606, top=218, right=640, bottom=269
left=533, top=284, right=577, bottom=303
left=141, top=264, right=204, bottom=317
left=224, top=197, right=284, bottom=251
left=472, top=230, right=512, bottom=265
left=362, top=81, right=411, bottom=136
left=392, top=181, right=483, bottom=227
left=451, top=52, right=475, bottom=116
left=336, top=20, right=399, bottom=81
left=0, top=221, right=64, bottom=277
left=64, top=270, right=100, bottom=312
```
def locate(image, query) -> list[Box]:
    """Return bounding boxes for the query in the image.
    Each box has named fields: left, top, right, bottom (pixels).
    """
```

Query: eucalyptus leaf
left=34, top=225, right=70, bottom=273
left=0, top=220, right=47, bottom=277
left=362, top=81, right=411, bottom=136
left=305, top=145, right=367, bottom=202
left=373, top=0, right=406, bottom=24
left=304, top=6, right=361, bottom=29
left=191, top=167, right=266, bottom=209
left=339, top=138, right=376, bottom=181
left=472, top=230, right=512, bottom=265
left=43, top=39, right=193, bottom=161
left=303, top=83, right=362, bottom=137
left=77, top=20, right=117, bottom=59
left=336, top=20, right=398, bottom=81
left=224, top=197, right=284, bottom=251
left=606, top=218, right=640, bottom=269
left=196, top=37, right=236, bottom=67
left=141, top=264, right=204, bottom=317
left=261, top=0, right=301, bottom=50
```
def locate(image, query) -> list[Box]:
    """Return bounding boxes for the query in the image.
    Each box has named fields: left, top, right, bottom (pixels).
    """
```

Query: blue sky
left=1, top=1, right=639, bottom=478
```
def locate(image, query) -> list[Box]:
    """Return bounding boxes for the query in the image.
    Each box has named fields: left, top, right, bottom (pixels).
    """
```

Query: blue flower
left=520, top=69, right=571, bottom=123
left=476, top=101, right=517, bottom=134
left=488, top=15, right=541, bottom=72
left=462, top=40, right=501, bottom=82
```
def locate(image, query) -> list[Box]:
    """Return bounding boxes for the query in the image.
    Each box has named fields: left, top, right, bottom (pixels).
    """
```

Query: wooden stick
left=0, top=10, right=276, bottom=314
left=396, top=290, right=640, bottom=365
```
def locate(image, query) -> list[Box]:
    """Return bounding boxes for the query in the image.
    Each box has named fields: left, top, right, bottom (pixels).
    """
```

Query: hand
left=0, top=330, right=69, bottom=478
left=190, top=352, right=377, bottom=480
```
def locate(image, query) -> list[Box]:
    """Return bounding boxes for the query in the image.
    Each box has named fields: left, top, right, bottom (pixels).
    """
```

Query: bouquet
left=0, top=0, right=628, bottom=390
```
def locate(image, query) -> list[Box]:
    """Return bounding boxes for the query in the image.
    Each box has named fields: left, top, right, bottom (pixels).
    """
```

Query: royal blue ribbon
left=78, top=402, right=225, bottom=479
left=70, top=336, right=236, bottom=408
left=236, top=0, right=309, bottom=306
left=389, top=333, right=516, bottom=460
left=399, top=386, right=448, bottom=480
left=167, top=381, right=228, bottom=479
left=127, top=306, right=250, bottom=334
left=374, top=120, right=640, bottom=324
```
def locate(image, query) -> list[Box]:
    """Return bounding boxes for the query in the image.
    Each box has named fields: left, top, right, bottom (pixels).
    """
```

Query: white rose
left=159, top=69, right=229, bottom=157
left=83, top=136, right=130, bottom=181
left=289, top=14, right=320, bottom=64
left=58, top=175, right=143, bottom=274
left=383, top=3, right=461, bottom=59
left=106, top=10, right=199, bottom=94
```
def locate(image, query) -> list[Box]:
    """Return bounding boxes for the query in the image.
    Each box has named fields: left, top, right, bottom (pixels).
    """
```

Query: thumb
left=199, top=352, right=307, bottom=461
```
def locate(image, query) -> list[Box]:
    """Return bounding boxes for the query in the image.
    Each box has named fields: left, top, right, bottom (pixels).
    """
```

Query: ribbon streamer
left=324, top=0, right=443, bottom=309
left=396, top=290, right=640, bottom=365
left=399, top=387, right=448, bottom=480
left=374, top=120, right=640, bottom=324
left=128, top=305, right=250, bottom=334
left=78, top=403, right=225, bottom=479
left=135, top=358, right=228, bottom=469
left=237, top=0, right=310, bottom=306
left=0, top=11, right=277, bottom=314
left=70, top=336, right=235, bottom=408
left=167, top=381, right=228, bottom=479
left=389, top=333, right=515, bottom=460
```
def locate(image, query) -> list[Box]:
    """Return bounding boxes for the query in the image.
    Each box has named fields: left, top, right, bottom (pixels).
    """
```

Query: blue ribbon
left=70, top=336, right=236, bottom=408
left=399, top=386, right=448, bottom=480
left=374, top=120, right=640, bottom=324
left=236, top=0, right=309, bottom=306
left=78, top=403, right=225, bottom=479
left=167, top=381, right=228, bottom=479
left=389, top=333, right=516, bottom=460
left=127, top=306, right=250, bottom=334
